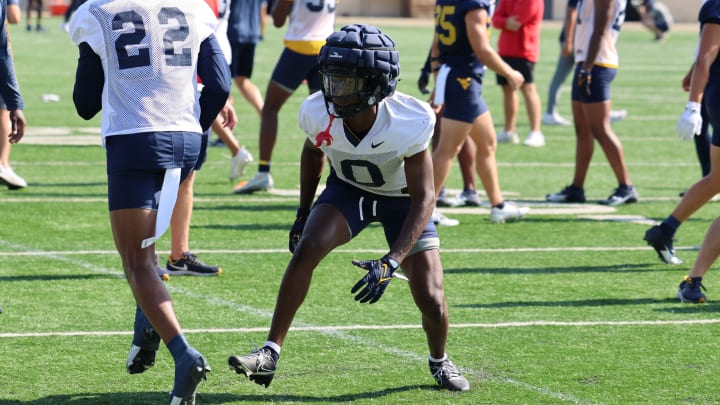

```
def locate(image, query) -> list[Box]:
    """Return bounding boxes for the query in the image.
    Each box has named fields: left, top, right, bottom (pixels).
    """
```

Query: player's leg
left=402, top=245, right=469, bottom=391
left=0, top=107, right=27, bottom=189
left=229, top=199, right=353, bottom=386
left=432, top=117, right=471, bottom=200
left=467, top=112, right=502, bottom=206
left=231, top=42, right=263, bottom=116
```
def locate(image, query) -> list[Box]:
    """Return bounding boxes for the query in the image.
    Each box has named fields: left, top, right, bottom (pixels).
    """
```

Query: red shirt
left=491, top=0, right=544, bottom=62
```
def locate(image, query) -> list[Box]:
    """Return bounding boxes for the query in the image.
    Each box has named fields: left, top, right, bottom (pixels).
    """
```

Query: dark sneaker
left=166, top=252, right=222, bottom=276
left=677, top=276, right=707, bottom=303
left=598, top=186, right=638, bottom=206
left=126, top=320, right=160, bottom=374
left=169, top=353, right=210, bottom=405
left=228, top=347, right=277, bottom=388
left=429, top=358, right=470, bottom=392
left=546, top=185, right=586, bottom=203
left=643, top=225, right=682, bottom=265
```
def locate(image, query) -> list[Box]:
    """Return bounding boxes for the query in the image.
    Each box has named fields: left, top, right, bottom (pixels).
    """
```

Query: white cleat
left=432, top=208, right=459, bottom=227
left=0, top=165, right=27, bottom=190
left=233, top=171, right=274, bottom=194
left=542, top=112, right=571, bottom=126
left=229, top=146, right=254, bottom=182
left=489, top=202, right=529, bottom=224
left=497, top=130, right=519, bottom=144
left=523, top=131, right=545, bottom=147
left=610, top=109, right=628, bottom=123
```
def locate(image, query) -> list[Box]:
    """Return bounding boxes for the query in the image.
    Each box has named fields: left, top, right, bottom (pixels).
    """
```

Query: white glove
left=676, top=101, right=703, bottom=141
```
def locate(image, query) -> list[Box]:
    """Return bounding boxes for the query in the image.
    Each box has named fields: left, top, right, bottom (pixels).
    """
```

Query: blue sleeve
left=568, top=0, right=579, bottom=8
left=197, top=34, right=231, bottom=131
left=0, top=13, right=24, bottom=110
left=699, top=0, right=720, bottom=26
left=72, top=42, right=103, bottom=120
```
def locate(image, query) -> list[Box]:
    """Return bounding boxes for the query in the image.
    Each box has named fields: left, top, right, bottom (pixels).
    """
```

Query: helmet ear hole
left=318, top=24, right=399, bottom=118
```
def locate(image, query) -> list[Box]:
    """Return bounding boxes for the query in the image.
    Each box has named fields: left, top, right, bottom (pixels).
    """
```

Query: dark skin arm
left=298, top=138, right=325, bottom=211
left=271, top=0, right=292, bottom=28
left=388, top=148, right=435, bottom=263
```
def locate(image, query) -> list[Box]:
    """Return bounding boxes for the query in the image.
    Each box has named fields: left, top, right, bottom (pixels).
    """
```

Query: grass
left=1, top=16, right=719, bottom=405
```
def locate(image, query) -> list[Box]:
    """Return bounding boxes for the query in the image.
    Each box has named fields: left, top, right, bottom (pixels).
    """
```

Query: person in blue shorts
left=546, top=0, right=638, bottom=206
left=69, top=0, right=230, bottom=401
left=228, top=24, right=470, bottom=392
left=234, top=0, right=336, bottom=193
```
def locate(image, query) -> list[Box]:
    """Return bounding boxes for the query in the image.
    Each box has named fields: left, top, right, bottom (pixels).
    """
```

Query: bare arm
left=271, top=0, right=292, bottom=28
left=6, top=4, right=21, bottom=24
left=388, top=149, right=435, bottom=263
left=562, top=5, right=577, bottom=57
left=466, top=8, right=523, bottom=89
left=298, top=138, right=325, bottom=211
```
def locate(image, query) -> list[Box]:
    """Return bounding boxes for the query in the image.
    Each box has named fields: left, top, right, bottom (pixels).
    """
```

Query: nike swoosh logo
left=167, top=263, right=188, bottom=271
left=371, top=141, right=384, bottom=148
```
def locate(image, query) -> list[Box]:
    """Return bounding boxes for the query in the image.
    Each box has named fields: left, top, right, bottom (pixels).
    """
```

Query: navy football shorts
left=105, top=132, right=201, bottom=211
left=441, top=69, right=488, bottom=124
left=571, top=63, right=616, bottom=103
left=314, top=172, right=439, bottom=250
left=270, top=48, right=321, bottom=93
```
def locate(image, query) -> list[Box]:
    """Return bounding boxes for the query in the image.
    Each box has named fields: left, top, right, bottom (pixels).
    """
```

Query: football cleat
left=432, top=208, right=459, bottom=227
left=457, top=189, right=482, bottom=207
left=126, top=326, right=161, bottom=374
left=436, top=188, right=463, bottom=207
left=169, top=354, right=210, bottom=405
left=598, top=186, right=638, bottom=206
left=489, top=202, right=529, bottom=224
left=609, top=109, right=627, bottom=123
left=643, top=225, right=682, bottom=265
left=234, top=172, right=274, bottom=194
left=542, top=112, right=571, bottom=126
left=523, top=131, right=545, bottom=148
left=0, top=165, right=27, bottom=190
left=429, top=358, right=470, bottom=392
left=546, top=185, right=586, bottom=203
left=166, top=252, right=222, bottom=276
left=229, top=146, right=254, bottom=183
left=228, top=347, right=278, bottom=388
left=496, top=130, right=519, bottom=144
left=677, top=276, right=707, bottom=303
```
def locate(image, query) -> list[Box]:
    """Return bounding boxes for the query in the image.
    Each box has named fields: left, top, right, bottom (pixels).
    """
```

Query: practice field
left=2, top=16, right=720, bottom=404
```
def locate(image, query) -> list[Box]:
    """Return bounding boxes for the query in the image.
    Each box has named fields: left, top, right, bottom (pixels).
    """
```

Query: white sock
left=264, top=340, right=281, bottom=355
left=429, top=353, right=447, bottom=363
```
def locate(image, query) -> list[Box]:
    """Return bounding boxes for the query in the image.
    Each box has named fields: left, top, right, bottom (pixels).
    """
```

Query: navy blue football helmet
left=318, top=24, right=399, bottom=118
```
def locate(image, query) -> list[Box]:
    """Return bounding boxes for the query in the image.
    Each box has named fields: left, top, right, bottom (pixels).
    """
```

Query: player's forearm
left=72, top=43, right=102, bottom=120
left=298, top=141, right=324, bottom=210
left=198, top=36, right=232, bottom=131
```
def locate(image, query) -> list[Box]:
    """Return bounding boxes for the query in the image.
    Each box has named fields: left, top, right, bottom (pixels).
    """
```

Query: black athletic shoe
left=166, top=252, right=222, bottom=276
left=228, top=347, right=277, bottom=388
left=546, top=185, right=586, bottom=203
left=643, top=225, right=682, bottom=265
left=677, top=276, right=707, bottom=303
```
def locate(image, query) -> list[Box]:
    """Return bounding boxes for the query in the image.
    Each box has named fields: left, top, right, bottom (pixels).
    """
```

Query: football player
left=228, top=24, right=470, bottom=392
left=233, top=0, right=337, bottom=194
left=645, top=0, right=720, bottom=303
left=69, top=0, right=231, bottom=402
left=546, top=0, right=639, bottom=206
left=430, top=0, right=530, bottom=224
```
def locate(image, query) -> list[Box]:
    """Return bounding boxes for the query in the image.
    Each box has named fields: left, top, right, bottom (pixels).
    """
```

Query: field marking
left=0, top=245, right=700, bottom=256
left=3, top=319, right=719, bottom=339
left=0, top=239, right=603, bottom=404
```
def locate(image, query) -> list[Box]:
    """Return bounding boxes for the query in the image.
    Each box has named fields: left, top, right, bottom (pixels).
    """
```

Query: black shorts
left=229, top=42, right=257, bottom=78
left=496, top=56, right=536, bottom=85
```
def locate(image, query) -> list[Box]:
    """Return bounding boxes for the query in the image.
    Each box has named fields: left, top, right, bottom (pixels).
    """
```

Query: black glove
left=288, top=208, right=309, bottom=253
left=418, top=68, right=430, bottom=95
left=576, top=68, right=592, bottom=97
left=350, top=255, right=400, bottom=304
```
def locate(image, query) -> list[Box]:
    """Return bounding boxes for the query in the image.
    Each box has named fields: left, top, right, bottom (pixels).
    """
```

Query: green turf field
left=1, top=16, right=719, bottom=404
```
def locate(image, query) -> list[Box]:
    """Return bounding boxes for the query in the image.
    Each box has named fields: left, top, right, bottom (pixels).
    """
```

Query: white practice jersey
left=284, top=0, right=336, bottom=55
left=299, top=91, right=435, bottom=197
left=70, top=0, right=217, bottom=137
left=574, top=0, right=627, bottom=68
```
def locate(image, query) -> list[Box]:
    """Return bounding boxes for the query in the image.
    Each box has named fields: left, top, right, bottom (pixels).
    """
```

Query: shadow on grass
left=444, top=263, right=663, bottom=275
left=0, top=385, right=437, bottom=404
left=458, top=297, right=682, bottom=309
